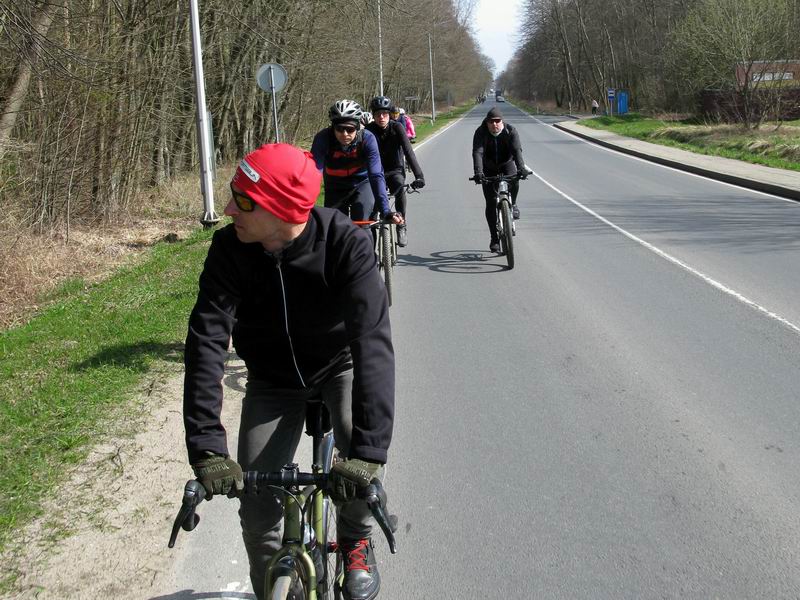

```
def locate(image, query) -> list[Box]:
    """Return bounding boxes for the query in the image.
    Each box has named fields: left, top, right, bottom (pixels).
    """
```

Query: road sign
left=404, top=96, right=420, bottom=101
left=256, top=63, right=287, bottom=143
left=607, top=88, right=616, bottom=98
left=257, top=63, right=287, bottom=93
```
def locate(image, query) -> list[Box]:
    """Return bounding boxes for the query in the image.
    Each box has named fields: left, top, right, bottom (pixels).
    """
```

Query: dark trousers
left=324, top=178, right=377, bottom=220
left=237, top=369, right=382, bottom=599
left=481, top=178, right=519, bottom=239
left=385, top=169, right=407, bottom=217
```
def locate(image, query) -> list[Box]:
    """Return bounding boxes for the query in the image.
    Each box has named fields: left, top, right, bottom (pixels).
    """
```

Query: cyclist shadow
left=148, top=592, right=255, bottom=600
left=398, top=250, right=509, bottom=273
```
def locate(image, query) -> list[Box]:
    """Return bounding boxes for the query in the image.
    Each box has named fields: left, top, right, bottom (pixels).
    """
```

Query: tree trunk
left=0, top=1, right=59, bottom=161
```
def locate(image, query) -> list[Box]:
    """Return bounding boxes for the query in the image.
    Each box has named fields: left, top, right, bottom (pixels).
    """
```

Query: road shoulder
left=553, top=120, right=800, bottom=201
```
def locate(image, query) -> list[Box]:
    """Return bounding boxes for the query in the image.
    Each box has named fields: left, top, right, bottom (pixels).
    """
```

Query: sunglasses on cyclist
left=230, top=185, right=256, bottom=212
left=488, top=118, right=503, bottom=124
left=334, top=124, right=357, bottom=134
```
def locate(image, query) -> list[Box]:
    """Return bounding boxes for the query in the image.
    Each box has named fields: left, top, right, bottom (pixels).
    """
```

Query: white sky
left=472, top=0, right=525, bottom=76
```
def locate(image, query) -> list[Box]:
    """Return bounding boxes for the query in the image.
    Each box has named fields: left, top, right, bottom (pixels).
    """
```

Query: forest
left=0, top=0, right=493, bottom=233
left=499, top=0, right=800, bottom=121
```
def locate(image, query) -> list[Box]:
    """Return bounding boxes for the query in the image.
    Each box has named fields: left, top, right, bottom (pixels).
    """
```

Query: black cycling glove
left=411, top=178, right=425, bottom=189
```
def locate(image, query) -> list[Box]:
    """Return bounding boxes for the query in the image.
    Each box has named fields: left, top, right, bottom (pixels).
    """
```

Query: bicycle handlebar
left=468, top=173, right=526, bottom=183
left=168, top=468, right=398, bottom=554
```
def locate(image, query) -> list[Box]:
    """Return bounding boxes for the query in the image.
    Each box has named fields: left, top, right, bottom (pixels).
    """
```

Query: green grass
left=412, top=102, right=474, bottom=140
left=579, top=113, right=800, bottom=172
left=0, top=227, right=215, bottom=562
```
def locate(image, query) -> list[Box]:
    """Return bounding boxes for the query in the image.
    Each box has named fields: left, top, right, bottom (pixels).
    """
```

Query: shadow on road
left=397, top=250, right=509, bottom=273
left=149, top=591, right=255, bottom=600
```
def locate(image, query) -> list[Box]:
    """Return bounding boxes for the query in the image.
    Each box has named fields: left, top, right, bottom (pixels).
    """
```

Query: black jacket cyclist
left=184, top=143, right=394, bottom=600
left=472, top=107, right=528, bottom=251
left=366, top=96, right=424, bottom=247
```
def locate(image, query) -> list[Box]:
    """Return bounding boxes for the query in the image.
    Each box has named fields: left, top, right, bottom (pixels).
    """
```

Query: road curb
left=551, top=122, right=800, bottom=202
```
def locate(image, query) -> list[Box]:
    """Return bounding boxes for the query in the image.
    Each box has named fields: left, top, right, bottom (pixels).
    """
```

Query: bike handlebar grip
left=362, top=480, right=398, bottom=554
left=168, top=480, right=206, bottom=548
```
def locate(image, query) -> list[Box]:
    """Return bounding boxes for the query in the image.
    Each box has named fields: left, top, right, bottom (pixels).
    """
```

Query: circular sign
left=257, top=63, right=288, bottom=93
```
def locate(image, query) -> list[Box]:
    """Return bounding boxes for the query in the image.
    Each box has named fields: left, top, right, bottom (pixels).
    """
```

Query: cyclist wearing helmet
left=366, top=96, right=424, bottom=247
left=472, top=107, right=528, bottom=253
left=397, top=108, right=416, bottom=141
left=311, top=99, right=399, bottom=224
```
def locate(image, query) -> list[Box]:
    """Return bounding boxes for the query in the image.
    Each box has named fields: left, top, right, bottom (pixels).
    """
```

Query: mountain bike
left=469, top=173, right=525, bottom=270
left=168, top=402, right=397, bottom=600
left=352, top=185, right=419, bottom=306
left=353, top=217, right=397, bottom=306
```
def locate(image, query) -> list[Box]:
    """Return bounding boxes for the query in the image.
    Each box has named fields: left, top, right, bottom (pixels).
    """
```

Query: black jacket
left=366, top=121, right=424, bottom=180
left=183, top=207, right=395, bottom=464
left=472, top=122, right=525, bottom=176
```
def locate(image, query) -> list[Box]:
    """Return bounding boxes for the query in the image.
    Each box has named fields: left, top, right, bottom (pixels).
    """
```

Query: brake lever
left=363, top=480, right=398, bottom=554
left=168, top=480, right=206, bottom=548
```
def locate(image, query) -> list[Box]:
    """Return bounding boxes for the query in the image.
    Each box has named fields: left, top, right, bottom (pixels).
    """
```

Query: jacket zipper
left=274, top=254, right=307, bottom=388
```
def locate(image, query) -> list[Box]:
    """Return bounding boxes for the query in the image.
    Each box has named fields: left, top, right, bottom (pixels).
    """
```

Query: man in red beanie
left=182, top=143, right=394, bottom=600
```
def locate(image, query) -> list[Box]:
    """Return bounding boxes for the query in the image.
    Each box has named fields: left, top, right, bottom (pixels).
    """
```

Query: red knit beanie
left=231, top=143, right=322, bottom=224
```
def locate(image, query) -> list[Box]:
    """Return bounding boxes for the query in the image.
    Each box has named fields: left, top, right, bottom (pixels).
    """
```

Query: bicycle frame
left=264, top=486, right=322, bottom=598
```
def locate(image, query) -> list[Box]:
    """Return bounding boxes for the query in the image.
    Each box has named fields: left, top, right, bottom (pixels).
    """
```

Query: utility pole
left=189, top=0, right=218, bottom=227
left=428, top=33, right=436, bottom=122
left=378, top=0, right=384, bottom=95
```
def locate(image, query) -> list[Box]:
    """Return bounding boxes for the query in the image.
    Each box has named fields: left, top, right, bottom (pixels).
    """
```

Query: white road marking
left=527, top=113, right=799, bottom=205
left=413, top=106, right=481, bottom=150
left=529, top=168, right=800, bottom=336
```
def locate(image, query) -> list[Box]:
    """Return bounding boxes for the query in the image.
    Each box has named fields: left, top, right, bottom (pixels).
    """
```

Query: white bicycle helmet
left=329, top=99, right=363, bottom=124
left=360, top=112, right=374, bottom=126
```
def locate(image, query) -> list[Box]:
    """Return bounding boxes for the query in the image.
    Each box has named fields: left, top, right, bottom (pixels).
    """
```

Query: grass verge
left=412, top=102, right=475, bottom=140
left=579, top=113, right=800, bottom=172
left=0, top=227, right=214, bottom=564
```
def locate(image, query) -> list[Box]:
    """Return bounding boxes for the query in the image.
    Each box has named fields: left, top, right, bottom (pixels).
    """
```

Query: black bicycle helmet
left=329, top=99, right=363, bottom=124
left=369, top=96, right=392, bottom=112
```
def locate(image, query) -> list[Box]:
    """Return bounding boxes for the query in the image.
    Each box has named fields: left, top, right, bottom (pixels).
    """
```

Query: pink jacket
left=400, top=114, right=416, bottom=139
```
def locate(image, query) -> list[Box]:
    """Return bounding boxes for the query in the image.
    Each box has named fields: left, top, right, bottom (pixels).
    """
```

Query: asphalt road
left=154, top=101, right=800, bottom=599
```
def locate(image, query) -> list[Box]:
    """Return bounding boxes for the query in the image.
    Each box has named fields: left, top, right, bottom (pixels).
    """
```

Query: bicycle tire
left=390, top=224, right=398, bottom=267
left=500, top=200, right=515, bottom=269
left=381, top=226, right=393, bottom=306
left=271, top=575, right=297, bottom=600
left=318, top=434, right=341, bottom=600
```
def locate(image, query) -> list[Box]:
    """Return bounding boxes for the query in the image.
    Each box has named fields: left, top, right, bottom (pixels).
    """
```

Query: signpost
left=607, top=88, right=616, bottom=116
left=257, top=63, right=288, bottom=143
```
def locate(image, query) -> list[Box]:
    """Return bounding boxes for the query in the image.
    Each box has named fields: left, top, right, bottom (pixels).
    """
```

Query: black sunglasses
left=334, top=124, right=357, bottom=134
left=230, top=185, right=256, bottom=212
left=488, top=118, right=502, bottom=124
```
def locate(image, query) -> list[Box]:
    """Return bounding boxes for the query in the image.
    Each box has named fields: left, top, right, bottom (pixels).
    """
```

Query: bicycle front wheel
left=270, top=568, right=308, bottom=600
left=319, top=434, right=342, bottom=600
left=271, top=574, right=299, bottom=600
left=390, top=224, right=398, bottom=266
left=380, top=225, right=394, bottom=305
left=499, top=200, right=515, bottom=269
